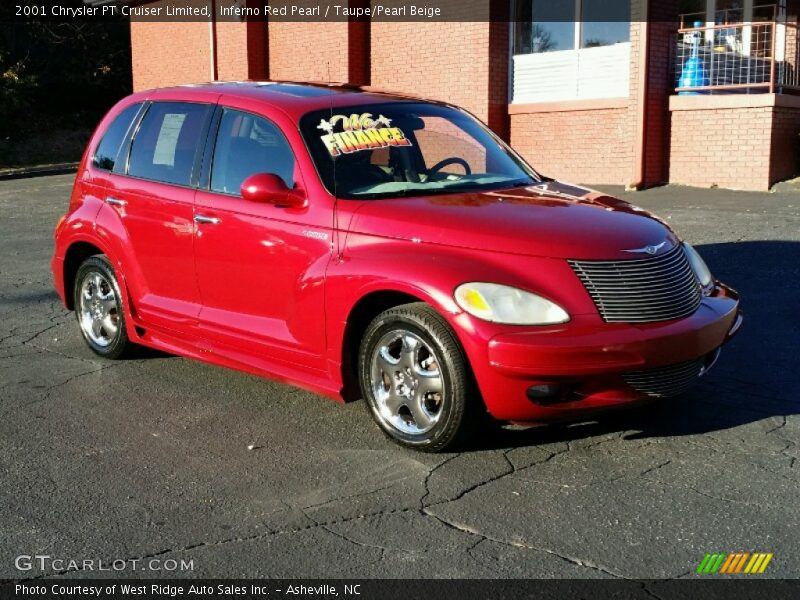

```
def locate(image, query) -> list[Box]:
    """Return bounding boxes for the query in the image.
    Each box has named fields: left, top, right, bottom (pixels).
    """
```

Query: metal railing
left=674, top=20, right=800, bottom=95
left=678, top=4, right=777, bottom=30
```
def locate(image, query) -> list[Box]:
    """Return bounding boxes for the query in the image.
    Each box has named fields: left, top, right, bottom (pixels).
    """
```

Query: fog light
left=526, top=384, right=561, bottom=402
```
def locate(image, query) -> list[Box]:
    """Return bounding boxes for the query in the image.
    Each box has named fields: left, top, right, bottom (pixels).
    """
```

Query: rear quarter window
left=128, top=102, right=213, bottom=187
left=92, top=103, right=143, bottom=171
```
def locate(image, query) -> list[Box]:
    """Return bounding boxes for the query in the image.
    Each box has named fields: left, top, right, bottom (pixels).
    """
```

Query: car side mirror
left=240, top=173, right=306, bottom=208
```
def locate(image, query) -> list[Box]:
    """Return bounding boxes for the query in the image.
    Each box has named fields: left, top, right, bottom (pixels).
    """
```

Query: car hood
left=346, top=181, right=679, bottom=260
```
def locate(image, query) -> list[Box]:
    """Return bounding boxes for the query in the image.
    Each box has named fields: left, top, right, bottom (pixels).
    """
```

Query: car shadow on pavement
left=475, top=240, right=800, bottom=451
left=0, top=289, right=62, bottom=305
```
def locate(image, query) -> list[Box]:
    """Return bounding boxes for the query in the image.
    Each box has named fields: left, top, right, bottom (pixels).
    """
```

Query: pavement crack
left=298, top=483, right=399, bottom=512
left=648, top=478, right=773, bottom=509
left=423, top=453, right=515, bottom=509
left=3, top=361, right=129, bottom=415
left=422, top=444, right=578, bottom=510
left=19, top=320, right=68, bottom=345
left=639, top=581, right=669, bottom=600
left=298, top=503, right=389, bottom=559
left=421, top=506, right=625, bottom=579
left=14, top=506, right=420, bottom=581
left=640, top=460, right=672, bottom=476
left=419, top=454, right=459, bottom=508
left=24, top=342, right=111, bottom=365
left=764, top=415, right=788, bottom=435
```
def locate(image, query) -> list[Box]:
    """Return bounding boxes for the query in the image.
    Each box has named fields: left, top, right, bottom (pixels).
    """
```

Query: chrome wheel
left=369, top=329, right=445, bottom=435
left=78, top=271, right=120, bottom=347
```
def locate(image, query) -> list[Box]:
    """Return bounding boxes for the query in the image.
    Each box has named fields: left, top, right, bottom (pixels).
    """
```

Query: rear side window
left=93, top=103, right=142, bottom=171
left=210, top=109, right=295, bottom=195
left=128, top=102, right=212, bottom=187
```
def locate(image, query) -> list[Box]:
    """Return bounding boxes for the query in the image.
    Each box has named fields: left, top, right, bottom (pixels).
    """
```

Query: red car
left=52, top=82, right=741, bottom=451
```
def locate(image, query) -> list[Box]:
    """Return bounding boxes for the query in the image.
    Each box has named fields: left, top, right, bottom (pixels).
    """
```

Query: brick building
left=128, top=0, right=800, bottom=191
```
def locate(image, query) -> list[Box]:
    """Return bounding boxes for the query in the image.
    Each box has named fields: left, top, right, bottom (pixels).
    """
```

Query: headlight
left=454, top=282, right=569, bottom=325
left=683, top=243, right=713, bottom=291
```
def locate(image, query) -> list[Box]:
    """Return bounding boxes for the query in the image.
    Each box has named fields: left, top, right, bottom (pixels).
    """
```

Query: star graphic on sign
left=317, top=118, right=334, bottom=133
left=374, top=115, right=392, bottom=128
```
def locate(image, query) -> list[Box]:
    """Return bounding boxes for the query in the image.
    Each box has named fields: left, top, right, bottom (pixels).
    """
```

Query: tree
left=0, top=16, right=132, bottom=136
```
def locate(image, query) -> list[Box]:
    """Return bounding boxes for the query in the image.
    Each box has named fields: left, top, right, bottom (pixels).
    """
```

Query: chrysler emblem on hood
left=622, top=241, right=667, bottom=255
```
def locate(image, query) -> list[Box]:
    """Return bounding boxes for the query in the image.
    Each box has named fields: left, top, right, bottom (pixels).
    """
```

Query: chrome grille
left=568, top=245, right=702, bottom=323
left=623, top=358, right=705, bottom=398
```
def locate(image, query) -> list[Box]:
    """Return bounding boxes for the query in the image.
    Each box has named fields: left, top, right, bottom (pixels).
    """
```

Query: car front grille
left=623, top=357, right=706, bottom=398
left=568, top=245, right=702, bottom=323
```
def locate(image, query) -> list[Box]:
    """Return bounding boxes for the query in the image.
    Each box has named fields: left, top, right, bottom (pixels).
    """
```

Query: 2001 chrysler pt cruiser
left=52, top=82, right=742, bottom=451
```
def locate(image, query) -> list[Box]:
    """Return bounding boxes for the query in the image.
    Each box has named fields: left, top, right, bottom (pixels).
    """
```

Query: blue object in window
left=678, top=21, right=710, bottom=95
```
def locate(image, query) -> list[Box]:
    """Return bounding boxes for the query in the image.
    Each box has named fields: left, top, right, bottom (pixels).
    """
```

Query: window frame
left=514, top=0, right=632, bottom=55
left=200, top=105, right=298, bottom=199
left=91, top=102, right=146, bottom=173
left=121, top=100, right=215, bottom=190
left=510, top=0, right=633, bottom=104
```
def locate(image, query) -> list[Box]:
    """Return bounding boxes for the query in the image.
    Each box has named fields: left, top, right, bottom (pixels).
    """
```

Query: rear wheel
left=73, top=255, right=131, bottom=359
left=358, top=303, right=479, bottom=452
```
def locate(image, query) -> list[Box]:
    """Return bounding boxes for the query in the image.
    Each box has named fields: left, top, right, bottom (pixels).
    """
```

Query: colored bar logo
left=697, top=552, right=773, bottom=574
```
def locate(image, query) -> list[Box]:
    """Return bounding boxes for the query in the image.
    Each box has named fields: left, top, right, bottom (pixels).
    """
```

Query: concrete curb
left=770, top=180, right=800, bottom=194
left=0, top=163, right=79, bottom=181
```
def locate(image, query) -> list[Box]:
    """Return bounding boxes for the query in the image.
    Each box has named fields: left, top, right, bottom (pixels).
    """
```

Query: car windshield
left=300, top=102, right=539, bottom=199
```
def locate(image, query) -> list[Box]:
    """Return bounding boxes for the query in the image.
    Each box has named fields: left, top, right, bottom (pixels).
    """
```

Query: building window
left=511, top=0, right=632, bottom=104
left=514, top=2, right=577, bottom=54
left=581, top=0, right=631, bottom=48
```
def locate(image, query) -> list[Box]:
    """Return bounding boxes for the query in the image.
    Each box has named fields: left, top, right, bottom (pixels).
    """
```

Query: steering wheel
left=427, top=157, right=471, bottom=179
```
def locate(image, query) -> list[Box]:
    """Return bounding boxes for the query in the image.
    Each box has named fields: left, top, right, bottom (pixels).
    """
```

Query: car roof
left=128, top=81, right=438, bottom=118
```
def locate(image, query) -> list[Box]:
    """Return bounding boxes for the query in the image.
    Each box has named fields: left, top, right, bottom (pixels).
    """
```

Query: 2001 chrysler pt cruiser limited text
left=51, top=82, right=742, bottom=451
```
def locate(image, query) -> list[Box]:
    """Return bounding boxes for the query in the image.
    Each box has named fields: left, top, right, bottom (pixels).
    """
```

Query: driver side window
left=416, top=117, right=487, bottom=175
left=210, top=109, right=295, bottom=196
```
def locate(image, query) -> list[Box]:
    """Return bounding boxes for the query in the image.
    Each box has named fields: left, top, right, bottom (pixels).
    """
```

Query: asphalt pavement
left=1, top=175, right=798, bottom=580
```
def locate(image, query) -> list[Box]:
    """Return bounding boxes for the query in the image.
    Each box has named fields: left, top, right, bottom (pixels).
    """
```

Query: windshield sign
left=317, top=112, right=412, bottom=156
left=300, top=102, right=538, bottom=199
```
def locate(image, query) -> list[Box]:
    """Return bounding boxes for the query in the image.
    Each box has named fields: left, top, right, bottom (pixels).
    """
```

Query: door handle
left=106, top=197, right=127, bottom=207
left=194, top=214, right=221, bottom=225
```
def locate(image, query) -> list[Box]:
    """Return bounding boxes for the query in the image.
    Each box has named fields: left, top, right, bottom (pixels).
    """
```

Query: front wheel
left=358, top=303, right=479, bottom=452
left=73, top=255, right=132, bottom=359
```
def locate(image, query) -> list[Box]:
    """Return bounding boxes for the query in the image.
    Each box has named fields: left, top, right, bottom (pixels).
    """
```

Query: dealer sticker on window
left=317, top=113, right=411, bottom=157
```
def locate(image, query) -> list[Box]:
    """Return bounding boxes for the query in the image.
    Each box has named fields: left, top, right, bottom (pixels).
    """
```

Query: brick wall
left=669, top=97, right=800, bottom=191
left=370, top=22, right=494, bottom=123
left=214, top=21, right=249, bottom=81
left=268, top=21, right=350, bottom=82
left=131, top=20, right=211, bottom=90
left=510, top=106, right=633, bottom=184
left=670, top=106, right=772, bottom=190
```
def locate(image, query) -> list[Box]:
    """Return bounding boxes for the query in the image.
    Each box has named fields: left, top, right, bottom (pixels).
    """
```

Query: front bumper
left=467, top=284, right=741, bottom=422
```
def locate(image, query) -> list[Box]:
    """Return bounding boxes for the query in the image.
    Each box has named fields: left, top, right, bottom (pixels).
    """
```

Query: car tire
left=358, top=302, right=480, bottom=452
left=73, top=255, right=132, bottom=360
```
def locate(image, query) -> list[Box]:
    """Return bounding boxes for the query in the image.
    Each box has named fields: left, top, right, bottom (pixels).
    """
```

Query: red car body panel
left=51, top=83, right=742, bottom=423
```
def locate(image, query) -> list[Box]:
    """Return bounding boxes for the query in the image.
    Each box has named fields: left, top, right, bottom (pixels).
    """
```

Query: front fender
left=323, top=233, right=593, bottom=398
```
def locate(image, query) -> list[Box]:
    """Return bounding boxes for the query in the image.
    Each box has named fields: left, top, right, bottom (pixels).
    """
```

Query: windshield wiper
left=497, top=178, right=537, bottom=189
left=347, top=178, right=538, bottom=200
left=347, top=187, right=423, bottom=200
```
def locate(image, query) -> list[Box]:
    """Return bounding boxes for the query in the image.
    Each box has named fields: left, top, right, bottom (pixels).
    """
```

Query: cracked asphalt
left=1, top=175, right=798, bottom=580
